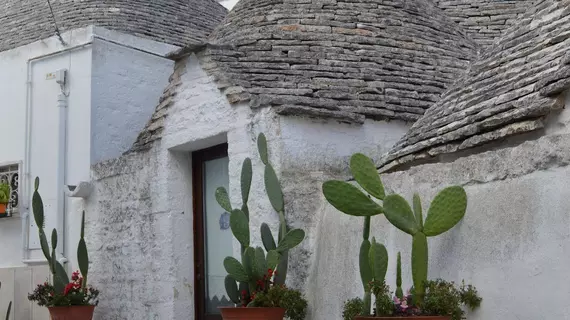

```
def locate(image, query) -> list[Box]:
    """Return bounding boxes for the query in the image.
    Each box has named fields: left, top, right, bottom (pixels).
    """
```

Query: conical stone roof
left=380, top=0, right=570, bottom=171
left=0, top=0, right=227, bottom=52
left=202, top=0, right=478, bottom=123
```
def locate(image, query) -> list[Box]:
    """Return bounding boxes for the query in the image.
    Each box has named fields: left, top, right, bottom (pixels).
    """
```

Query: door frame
left=192, top=143, right=229, bottom=320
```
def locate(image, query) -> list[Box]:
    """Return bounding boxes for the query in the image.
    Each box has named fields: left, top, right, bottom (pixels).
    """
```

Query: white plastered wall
left=309, top=91, right=570, bottom=320
left=86, top=51, right=410, bottom=319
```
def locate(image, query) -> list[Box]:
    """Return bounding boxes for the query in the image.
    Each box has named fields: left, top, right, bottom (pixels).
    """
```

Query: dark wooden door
left=192, top=144, right=233, bottom=320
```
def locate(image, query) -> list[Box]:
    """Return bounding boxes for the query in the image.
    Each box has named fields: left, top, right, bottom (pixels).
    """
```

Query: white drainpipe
left=22, top=40, right=91, bottom=265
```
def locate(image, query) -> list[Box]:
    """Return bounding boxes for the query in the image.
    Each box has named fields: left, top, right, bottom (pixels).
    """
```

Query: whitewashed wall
left=0, top=25, right=175, bottom=319
left=308, top=92, right=570, bottom=320
left=0, top=27, right=93, bottom=268
left=86, top=51, right=410, bottom=319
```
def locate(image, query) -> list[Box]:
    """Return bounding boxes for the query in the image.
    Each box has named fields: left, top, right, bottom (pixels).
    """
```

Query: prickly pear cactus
left=32, top=177, right=91, bottom=294
left=322, top=153, right=385, bottom=217
left=217, top=134, right=306, bottom=307
left=322, top=153, right=389, bottom=316
left=383, top=186, right=467, bottom=304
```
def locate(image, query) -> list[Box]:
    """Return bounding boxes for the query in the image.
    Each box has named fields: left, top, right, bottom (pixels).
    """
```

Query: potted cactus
left=0, top=183, right=10, bottom=215
left=323, top=153, right=481, bottom=320
left=215, top=133, right=308, bottom=320
left=27, top=178, right=99, bottom=320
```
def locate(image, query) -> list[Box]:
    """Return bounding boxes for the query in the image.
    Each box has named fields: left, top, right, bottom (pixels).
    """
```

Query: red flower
left=63, top=283, right=75, bottom=296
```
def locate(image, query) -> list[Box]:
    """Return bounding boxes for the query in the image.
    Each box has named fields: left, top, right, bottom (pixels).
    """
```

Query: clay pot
left=355, top=317, right=451, bottom=320
left=0, top=203, right=6, bottom=214
left=48, top=305, right=95, bottom=320
left=219, top=307, right=286, bottom=320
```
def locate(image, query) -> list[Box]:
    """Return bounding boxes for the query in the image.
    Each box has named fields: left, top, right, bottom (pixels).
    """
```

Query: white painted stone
left=0, top=26, right=176, bottom=320
left=308, top=94, right=570, bottom=320
left=87, top=49, right=410, bottom=319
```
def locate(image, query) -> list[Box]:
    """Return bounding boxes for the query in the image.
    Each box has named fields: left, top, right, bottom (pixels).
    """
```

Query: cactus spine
left=216, top=133, right=305, bottom=306
left=32, top=178, right=90, bottom=293
left=322, top=153, right=388, bottom=316
left=383, top=188, right=467, bottom=304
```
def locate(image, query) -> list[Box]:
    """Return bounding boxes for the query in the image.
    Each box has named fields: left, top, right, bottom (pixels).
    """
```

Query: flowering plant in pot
left=27, top=178, right=99, bottom=320
left=215, top=133, right=308, bottom=320
left=0, top=183, right=10, bottom=215
left=323, top=153, right=481, bottom=319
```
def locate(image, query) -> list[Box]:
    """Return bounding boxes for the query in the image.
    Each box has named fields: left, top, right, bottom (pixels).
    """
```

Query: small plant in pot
left=0, top=183, right=10, bottom=215
left=28, top=178, right=99, bottom=320
left=323, top=153, right=482, bottom=320
left=215, top=133, right=308, bottom=320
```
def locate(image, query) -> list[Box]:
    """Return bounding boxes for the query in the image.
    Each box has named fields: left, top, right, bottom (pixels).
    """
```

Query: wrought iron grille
left=0, top=164, right=19, bottom=216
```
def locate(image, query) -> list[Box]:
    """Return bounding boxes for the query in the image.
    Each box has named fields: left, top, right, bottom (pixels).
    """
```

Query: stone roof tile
left=0, top=0, right=227, bottom=52
left=380, top=0, right=570, bottom=171
left=202, top=0, right=478, bottom=123
left=434, top=0, right=537, bottom=48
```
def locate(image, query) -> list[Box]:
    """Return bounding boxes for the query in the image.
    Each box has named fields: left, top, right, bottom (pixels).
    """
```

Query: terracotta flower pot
left=0, top=203, right=6, bottom=214
left=355, top=317, right=451, bottom=320
left=219, top=307, right=286, bottom=320
left=48, top=305, right=95, bottom=320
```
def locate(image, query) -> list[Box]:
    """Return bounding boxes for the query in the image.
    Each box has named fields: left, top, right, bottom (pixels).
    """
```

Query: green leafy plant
left=217, top=133, right=306, bottom=314
left=422, top=279, right=481, bottom=320
left=383, top=187, right=467, bottom=304
left=0, top=183, right=10, bottom=204
left=342, top=298, right=364, bottom=320
left=250, top=285, right=307, bottom=320
left=460, top=281, right=482, bottom=311
left=28, top=177, right=99, bottom=307
left=370, top=280, right=392, bottom=316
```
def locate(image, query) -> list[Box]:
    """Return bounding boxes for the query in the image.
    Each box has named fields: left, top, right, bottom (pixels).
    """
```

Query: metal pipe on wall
left=22, top=40, right=92, bottom=265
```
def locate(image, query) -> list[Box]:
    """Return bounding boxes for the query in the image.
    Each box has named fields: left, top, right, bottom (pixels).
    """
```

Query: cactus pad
left=264, top=164, right=285, bottom=213
left=32, top=181, right=45, bottom=229
left=53, top=260, right=69, bottom=293
left=224, top=257, right=249, bottom=282
left=276, top=229, right=305, bottom=252
left=77, top=239, right=88, bottom=280
left=215, top=187, right=232, bottom=212
left=243, top=247, right=257, bottom=279
left=51, top=229, right=58, bottom=250
left=260, top=223, right=277, bottom=251
left=396, top=252, right=403, bottom=299
left=423, top=186, right=467, bottom=237
left=383, top=194, right=419, bottom=235
left=411, top=232, right=428, bottom=300
left=257, top=133, right=269, bottom=165
left=254, top=247, right=267, bottom=279
left=241, top=158, right=252, bottom=203
left=224, top=275, right=240, bottom=304
left=359, top=239, right=372, bottom=291
left=350, top=153, right=385, bottom=200
left=230, top=209, right=250, bottom=247
left=322, top=181, right=384, bottom=216
left=266, top=250, right=280, bottom=270
left=413, top=193, right=423, bottom=231
left=369, top=239, right=388, bottom=283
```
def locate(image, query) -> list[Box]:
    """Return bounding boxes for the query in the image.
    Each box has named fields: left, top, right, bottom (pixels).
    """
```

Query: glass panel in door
left=203, top=156, right=234, bottom=315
